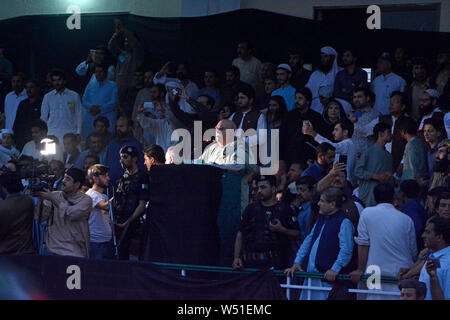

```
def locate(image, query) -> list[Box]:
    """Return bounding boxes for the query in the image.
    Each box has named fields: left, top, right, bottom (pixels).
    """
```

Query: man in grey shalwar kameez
left=355, top=122, right=393, bottom=207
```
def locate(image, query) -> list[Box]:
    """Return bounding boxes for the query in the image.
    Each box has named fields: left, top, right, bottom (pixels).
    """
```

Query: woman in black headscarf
left=321, top=99, right=349, bottom=141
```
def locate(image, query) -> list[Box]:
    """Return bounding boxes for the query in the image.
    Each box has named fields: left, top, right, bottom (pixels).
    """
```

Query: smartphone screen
left=339, top=155, right=348, bottom=164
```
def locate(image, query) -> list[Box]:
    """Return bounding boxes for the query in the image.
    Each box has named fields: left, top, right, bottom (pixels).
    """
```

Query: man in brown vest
left=229, top=84, right=267, bottom=162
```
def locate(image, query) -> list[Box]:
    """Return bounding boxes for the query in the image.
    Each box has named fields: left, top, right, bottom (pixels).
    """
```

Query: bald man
left=199, top=119, right=258, bottom=212
left=165, top=145, right=182, bottom=164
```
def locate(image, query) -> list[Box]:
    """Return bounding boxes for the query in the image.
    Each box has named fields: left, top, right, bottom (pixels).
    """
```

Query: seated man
left=21, top=120, right=63, bottom=163
left=0, top=129, right=20, bottom=165
left=232, top=175, right=300, bottom=270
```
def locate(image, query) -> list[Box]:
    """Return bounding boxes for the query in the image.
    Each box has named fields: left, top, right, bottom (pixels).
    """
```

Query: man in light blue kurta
left=285, top=188, right=354, bottom=300
left=371, top=53, right=406, bottom=115
left=271, top=64, right=296, bottom=111
left=355, top=122, right=393, bottom=207
left=82, top=64, right=118, bottom=141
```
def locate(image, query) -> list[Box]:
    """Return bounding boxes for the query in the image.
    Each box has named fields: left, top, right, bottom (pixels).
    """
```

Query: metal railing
left=150, top=262, right=400, bottom=300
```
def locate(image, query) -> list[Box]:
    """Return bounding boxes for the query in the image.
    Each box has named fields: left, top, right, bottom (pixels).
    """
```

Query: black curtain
left=0, top=9, right=449, bottom=94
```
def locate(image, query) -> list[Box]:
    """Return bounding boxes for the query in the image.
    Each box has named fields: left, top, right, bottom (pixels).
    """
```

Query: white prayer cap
left=276, top=63, right=292, bottom=73
left=0, top=129, right=14, bottom=139
left=318, top=85, right=334, bottom=99
left=425, top=89, right=440, bottom=99
left=320, top=46, right=337, bottom=57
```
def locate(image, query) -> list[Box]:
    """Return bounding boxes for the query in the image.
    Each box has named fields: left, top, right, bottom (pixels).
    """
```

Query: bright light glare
left=40, top=138, right=56, bottom=156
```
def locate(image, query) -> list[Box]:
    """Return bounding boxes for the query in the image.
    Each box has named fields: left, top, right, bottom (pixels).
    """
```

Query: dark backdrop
left=0, top=8, right=449, bottom=93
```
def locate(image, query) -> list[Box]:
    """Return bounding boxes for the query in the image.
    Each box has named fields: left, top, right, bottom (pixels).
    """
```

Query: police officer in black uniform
left=232, top=175, right=300, bottom=270
left=114, top=145, right=149, bottom=260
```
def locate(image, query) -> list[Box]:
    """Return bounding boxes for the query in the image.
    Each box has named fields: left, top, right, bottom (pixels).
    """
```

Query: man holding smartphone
left=302, top=120, right=356, bottom=186
left=419, top=216, right=450, bottom=300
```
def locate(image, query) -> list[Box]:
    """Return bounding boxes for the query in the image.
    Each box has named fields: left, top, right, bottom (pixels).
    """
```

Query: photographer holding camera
left=37, top=167, right=92, bottom=258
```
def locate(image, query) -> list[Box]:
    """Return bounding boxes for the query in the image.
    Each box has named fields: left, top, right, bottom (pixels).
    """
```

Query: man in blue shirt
left=82, top=63, right=118, bottom=141
left=400, top=180, right=428, bottom=250
left=104, top=115, right=144, bottom=187
left=419, top=216, right=450, bottom=300
left=271, top=64, right=296, bottom=111
left=371, top=52, right=407, bottom=115
left=285, top=187, right=355, bottom=300
left=74, top=132, right=107, bottom=170
left=302, top=142, right=336, bottom=182
left=333, top=48, right=368, bottom=104
left=295, top=176, right=317, bottom=242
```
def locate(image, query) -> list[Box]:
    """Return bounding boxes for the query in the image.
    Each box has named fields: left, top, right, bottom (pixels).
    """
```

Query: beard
left=434, top=157, right=449, bottom=173
left=318, top=59, right=334, bottom=73
left=120, top=161, right=132, bottom=171
left=117, top=130, right=129, bottom=139
left=420, top=105, right=434, bottom=117
left=98, top=180, right=108, bottom=189
left=414, top=73, right=427, bottom=82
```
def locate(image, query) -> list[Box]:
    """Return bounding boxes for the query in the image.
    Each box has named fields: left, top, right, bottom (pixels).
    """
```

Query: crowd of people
left=0, top=19, right=449, bottom=300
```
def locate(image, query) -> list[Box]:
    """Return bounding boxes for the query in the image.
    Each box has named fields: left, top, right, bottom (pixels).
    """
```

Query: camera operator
left=0, top=172, right=35, bottom=254
left=114, top=146, right=148, bottom=260
left=37, top=167, right=92, bottom=258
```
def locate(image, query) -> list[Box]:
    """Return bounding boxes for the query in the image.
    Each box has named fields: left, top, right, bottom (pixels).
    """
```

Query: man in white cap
left=153, top=61, right=199, bottom=114
left=371, top=52, right=407, bottom=115
left=418, top=89, right=441, bottom=130
left=306, top=46, right=341, bottom=111
left=314, top=85, right=352, bottom=116
left=271, top=64, right=296, bottom=111
left=0, top=129, right=20, bottom=165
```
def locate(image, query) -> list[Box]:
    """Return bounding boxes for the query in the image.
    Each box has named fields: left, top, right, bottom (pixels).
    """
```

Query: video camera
left=1, top=157, right=56, bottom=196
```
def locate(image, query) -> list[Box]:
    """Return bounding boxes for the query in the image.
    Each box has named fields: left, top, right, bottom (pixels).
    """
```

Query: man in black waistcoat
left=285, top=187, right=356, bottom=300
left=279, top=87, right=326, bottom=168
left=229, top=84, right=267, bottom=162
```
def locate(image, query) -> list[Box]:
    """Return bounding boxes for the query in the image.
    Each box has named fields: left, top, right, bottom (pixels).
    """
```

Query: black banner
left=0, top=254, right=285, bottom=300
left=140, top=164, right=224, bottom=266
